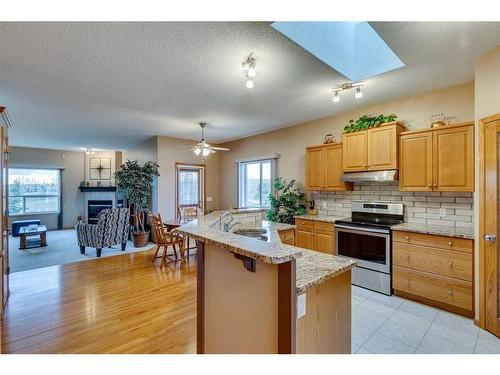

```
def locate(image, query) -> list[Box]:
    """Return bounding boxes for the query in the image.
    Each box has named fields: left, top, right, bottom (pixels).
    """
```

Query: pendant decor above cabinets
left=399, top=122, right=474, bottom=192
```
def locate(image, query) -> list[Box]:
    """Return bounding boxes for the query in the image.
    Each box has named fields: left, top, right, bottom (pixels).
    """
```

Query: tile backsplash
left=311, top=181, right=474, bottom=229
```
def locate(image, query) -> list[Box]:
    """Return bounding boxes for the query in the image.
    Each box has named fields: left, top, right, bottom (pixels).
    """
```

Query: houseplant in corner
left=267, top=177, right=307, bottom=225
left=114, top=160, right=160, bottom=247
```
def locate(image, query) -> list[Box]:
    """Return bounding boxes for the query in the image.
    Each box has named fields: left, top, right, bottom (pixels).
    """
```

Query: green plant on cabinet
left=343, top=113, right=398, bottom=133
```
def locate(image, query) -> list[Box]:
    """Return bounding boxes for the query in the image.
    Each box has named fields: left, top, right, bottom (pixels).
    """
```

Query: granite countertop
left=294, top=214, right=348, bottom=223
left=177, top=210, right=356, bottom=292
left=391, top=222, right=475, bottom=240
left=295, top=250, right=356, bottom=294
left=176, top=210, right=302, bottom=264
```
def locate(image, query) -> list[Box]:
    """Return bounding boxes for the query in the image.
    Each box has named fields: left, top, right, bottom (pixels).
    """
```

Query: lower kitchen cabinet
left=278, top=229, right=295, bottom=246
left=392, top=230, right=474, bottom=318
left=295, top=219, right=335, bottom=254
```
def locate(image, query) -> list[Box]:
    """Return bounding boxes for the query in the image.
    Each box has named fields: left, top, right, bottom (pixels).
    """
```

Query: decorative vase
left=132, top=231, right=150, bottom=247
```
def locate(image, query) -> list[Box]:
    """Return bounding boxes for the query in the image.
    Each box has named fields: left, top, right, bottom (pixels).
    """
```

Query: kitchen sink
left=233, top=229, right=268, bottom=241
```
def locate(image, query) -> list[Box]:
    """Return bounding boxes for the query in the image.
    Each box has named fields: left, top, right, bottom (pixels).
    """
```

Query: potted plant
left=266, top=178, right=307, bottom=224
left=343, top=113, right=398, bottom=133
left=114, top=160, right=160, bottom=247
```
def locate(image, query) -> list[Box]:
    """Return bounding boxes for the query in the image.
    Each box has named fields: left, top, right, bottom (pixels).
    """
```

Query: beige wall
left=474, top=46, right=500, bottom=320
left=123, top=136, right=220, bottom=220
left=157, top=135, right=220, bottom=220
left=9, top=146, right=86, bottom=230
left=218, top=82, right=474, bottom=209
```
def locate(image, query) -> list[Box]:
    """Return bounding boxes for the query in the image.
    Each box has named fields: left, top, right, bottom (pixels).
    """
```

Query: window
left=8, top=168, right=61, bottom=215
left=238, top=158, right=276, bottom=208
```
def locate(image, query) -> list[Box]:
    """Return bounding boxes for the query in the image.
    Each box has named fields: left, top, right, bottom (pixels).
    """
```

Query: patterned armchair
left=76, top=208, right=130, bottom=257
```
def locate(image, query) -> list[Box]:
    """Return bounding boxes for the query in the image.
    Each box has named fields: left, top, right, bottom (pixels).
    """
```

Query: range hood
left=341, top=170, right=399, bottom=183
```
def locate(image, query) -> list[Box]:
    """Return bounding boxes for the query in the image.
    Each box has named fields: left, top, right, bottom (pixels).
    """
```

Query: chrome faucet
left=223, top=217, right=241, bottom=232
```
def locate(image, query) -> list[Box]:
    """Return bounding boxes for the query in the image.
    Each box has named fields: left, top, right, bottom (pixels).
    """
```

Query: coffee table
left=19, top=225, right=47, bottom=250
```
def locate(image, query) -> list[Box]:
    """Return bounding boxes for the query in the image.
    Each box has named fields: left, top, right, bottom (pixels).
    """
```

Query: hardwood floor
left=1, top=248, right=197, bottom=353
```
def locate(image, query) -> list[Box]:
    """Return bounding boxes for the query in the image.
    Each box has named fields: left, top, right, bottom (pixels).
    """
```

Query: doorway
left=175, top=163, right=205, bottom=219
left=479, top=113, right=500, bottom=337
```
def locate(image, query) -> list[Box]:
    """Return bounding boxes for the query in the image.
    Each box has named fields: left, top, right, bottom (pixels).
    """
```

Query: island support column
left=196, top=241, right=296, bottom=354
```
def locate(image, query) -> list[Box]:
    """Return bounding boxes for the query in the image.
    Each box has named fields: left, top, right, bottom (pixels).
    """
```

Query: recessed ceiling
left=0, top=21, right=499, bottom=151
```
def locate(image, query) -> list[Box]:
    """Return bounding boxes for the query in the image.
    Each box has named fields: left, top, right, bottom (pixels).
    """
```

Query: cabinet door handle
left=448, top=289, right=453, bottom=296
left=433, top=183, right=437, bottom=188
left=448, top=241, right=453, bottom=246
left=448, top=261, right=453, bottom=268
left=427, top=184, right=432, bottom=188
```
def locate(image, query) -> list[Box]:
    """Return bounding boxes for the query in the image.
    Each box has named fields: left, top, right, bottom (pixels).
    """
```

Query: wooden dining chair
left=177, top=204, right=200, bottom=257
left=151, top=214, right=184, bottom=266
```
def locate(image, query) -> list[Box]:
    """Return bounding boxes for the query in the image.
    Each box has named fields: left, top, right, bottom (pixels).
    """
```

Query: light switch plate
left=297, top=293, right=306, bottom=319
left=206, top=196, right=213, bottom=202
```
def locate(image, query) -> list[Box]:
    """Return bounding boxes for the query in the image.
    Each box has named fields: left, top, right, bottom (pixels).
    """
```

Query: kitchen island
left=176, top=210, right=356, bottom=354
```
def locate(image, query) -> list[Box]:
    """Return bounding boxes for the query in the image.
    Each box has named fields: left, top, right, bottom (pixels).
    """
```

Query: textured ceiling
left=0, top=21, right=499, bottom=151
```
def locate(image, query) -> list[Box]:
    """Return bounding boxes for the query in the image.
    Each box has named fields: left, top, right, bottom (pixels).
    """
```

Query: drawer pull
left=448, top=241, right=453, bottom=246
left=405, top=236, right=410, bottom=241
left=448, top=261, right=453, bottom=268
left=448, top=289, right=453, bottom=296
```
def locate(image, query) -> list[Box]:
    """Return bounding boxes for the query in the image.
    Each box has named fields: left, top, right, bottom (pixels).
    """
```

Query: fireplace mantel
left=79, top=186, right=117, bottom=192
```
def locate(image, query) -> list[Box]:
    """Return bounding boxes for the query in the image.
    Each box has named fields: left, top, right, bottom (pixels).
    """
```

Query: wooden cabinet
left=295, top=219, right=335, bottom=254
left=306, top=143, right=352, bottom=191
left=399, top=122, right=474, bottom=192
left=0, top=108, right=10, bottom=354
left=342, top=132, right=367, bottom=172
left=278, top=229, right=295, bottom=246
left=305, top=146, right=323, bottom=190
left=392, top=230, right=474, bottom=317
left=343, top=122, right=405, bottom=172
left=399, top=131, right=433, bottom=191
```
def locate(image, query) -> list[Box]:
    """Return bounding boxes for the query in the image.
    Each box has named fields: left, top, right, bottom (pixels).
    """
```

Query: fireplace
left=88, top=200, right=113, bottom=224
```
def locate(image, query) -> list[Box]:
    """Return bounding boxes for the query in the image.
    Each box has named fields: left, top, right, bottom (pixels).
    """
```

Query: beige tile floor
left=351, top=286, right=500, bottom=354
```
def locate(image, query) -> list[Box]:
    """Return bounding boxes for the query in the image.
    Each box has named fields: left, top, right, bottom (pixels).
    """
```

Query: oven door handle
left=334, top=224, right=390, bottom=235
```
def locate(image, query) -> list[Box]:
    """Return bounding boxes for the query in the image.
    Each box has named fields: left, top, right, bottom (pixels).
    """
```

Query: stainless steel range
left=335, top=201, right=404, bottom=295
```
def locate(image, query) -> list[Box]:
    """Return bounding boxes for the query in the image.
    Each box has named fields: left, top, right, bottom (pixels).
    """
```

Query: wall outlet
left=322, top=201, right=328, bottom=209
left=439, top=208, right=447, bottom=217
left=297, top=293, right=307, bottom=319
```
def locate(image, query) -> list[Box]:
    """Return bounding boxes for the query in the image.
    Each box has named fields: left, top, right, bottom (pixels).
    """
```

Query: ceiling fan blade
left=210, top=147, right=230, bottom=151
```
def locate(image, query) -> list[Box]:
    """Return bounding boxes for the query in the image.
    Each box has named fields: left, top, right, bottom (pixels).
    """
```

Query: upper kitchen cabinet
left=399, top=131, right=433, bottom=191
left=400, top=122, right=475, bottom=192
left=305, top=145, right=324, bottom=190
left=342, top=131, right=367, bottom=172
left=306, top=143, right=352, bottom=191
left=343, top=122, right=405, bottom=172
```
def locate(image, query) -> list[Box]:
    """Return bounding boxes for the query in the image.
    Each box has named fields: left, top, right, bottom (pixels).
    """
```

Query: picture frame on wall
left=89, top=157, right=112, bottom=180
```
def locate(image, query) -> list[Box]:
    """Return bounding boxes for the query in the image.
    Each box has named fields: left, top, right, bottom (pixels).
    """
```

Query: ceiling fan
left=190, top=122, right=230, bottom=157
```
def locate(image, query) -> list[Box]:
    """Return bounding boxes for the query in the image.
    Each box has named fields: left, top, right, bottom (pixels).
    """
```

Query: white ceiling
left=0, top=22, right=499, bottom=151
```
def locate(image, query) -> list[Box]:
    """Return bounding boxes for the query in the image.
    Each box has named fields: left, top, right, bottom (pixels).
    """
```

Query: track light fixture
left=242, top=53, right=256, bottom=89
left=85, top=148, right=95, bottom=155
left=331, top=82, right=365, bottom=103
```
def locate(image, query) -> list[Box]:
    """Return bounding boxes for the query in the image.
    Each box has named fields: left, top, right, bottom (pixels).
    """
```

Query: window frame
left=8, top=167, right=62, bottom=216
left=237, top=157, right=277, bottom=209
left=175, top=163, right=205, bottom=219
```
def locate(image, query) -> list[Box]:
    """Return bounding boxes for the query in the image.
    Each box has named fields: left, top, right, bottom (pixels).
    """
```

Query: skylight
left=271, top=21, right=404, bottom=81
